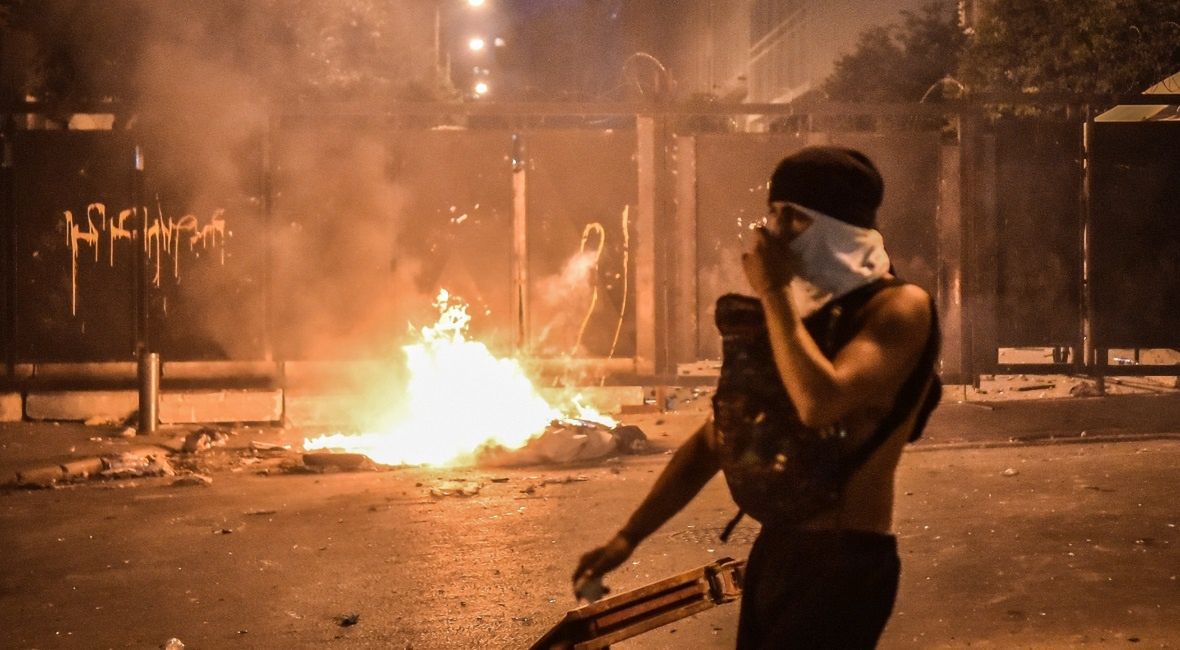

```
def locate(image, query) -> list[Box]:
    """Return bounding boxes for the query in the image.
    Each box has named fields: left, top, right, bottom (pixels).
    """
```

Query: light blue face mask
left=784, top=204, right=891, bottom=314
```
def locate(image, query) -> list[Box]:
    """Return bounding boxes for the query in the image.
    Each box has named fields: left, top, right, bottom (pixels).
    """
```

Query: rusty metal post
left=137, top=350, right=160, bottom=433
left=132, top=142, right=158, bottom=433
left=1, top=130, right=14, bottom=380
left=635, top=116, right=659, bottom=377
left=511, top=132, right=529, bottom=351
left=936, top=143, right=965, bottom=383
left=671, top=135, right=699, bottom=367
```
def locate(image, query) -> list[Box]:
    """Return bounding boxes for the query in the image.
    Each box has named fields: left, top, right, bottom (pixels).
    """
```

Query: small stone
left=172, top=474, right=213, bottom=488
left=1002, top=468, right=1019, bottom=477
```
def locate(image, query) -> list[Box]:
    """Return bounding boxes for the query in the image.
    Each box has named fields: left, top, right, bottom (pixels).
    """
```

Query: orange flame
left=303, top=290, right=615, bottom=466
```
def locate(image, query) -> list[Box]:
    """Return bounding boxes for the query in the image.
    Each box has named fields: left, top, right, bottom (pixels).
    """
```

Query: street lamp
left=435, top=0, right=492, bottom=91
left=474, top=81, right=490, bottom=96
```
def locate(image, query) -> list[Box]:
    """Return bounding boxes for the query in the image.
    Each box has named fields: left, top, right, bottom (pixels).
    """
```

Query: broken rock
left=101, top=451, right=176, bottom=479
left=430, top=481, right=482, bottom=497
left=302, top=452, right=377, bottom=472
left=182, top=428, right=231, bottom=454
left=171, top=474, right=213, bottom=488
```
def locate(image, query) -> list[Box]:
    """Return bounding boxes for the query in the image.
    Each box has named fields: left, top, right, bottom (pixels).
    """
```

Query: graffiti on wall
left=62, top=202, right=228, bottom=315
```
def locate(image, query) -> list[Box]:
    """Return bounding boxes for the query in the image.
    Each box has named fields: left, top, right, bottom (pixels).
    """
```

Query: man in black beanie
left=573, top=146, right=940, bottom=648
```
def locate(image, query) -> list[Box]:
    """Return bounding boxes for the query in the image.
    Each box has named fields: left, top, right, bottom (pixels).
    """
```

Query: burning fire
left=303, top=290, right=615, bottom=466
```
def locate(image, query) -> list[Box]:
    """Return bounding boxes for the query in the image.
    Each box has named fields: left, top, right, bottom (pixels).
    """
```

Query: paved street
left=1, top=398, right=1178, bottom=649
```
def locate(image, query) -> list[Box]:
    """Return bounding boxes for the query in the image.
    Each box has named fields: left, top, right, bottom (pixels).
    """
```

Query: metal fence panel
left=992, top=120, right=1083, bottom=347
left=142, top=135, right=269, bottom=360
left=524, top=129, right=637, bottom=358
left=13, top=131, right=136, bottom=362
left=1090, top=122, right=1180, bottom=348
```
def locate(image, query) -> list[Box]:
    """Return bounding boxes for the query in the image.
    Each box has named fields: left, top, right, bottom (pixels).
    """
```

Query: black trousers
left=736, top=526, right=900, bottom=649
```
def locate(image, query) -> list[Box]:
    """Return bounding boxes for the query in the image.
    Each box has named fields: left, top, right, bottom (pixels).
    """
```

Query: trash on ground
left=301, top=452, right=378, bottom=471
left=101, top=452, right=176, bottom=479
left=430, top=480, right=482, bottom=497
left=1002, top=468, right=1020, bottom=477
left=481, top=419, right=650, bottom=466
left=250, top=441, right=290, bottom=452
left=1070, top=382, right=1103, bottom=398
left=335, top=613, right=361, bottom=627
left=182, top=428, right=231, bottom=454
left=171, top=474, right=213, bottom=488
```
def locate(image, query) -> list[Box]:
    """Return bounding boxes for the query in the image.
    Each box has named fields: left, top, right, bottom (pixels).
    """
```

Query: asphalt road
left=1, top=432, right=1178, bottom=649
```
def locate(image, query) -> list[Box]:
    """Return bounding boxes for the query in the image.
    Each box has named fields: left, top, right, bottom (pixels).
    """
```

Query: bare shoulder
left=863, top=283, right=932, bottom=342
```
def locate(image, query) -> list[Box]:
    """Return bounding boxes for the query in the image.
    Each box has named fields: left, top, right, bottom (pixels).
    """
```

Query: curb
left=909, top=431, right=1180, bottom=453
left=6, top=445, right=174, bottom=488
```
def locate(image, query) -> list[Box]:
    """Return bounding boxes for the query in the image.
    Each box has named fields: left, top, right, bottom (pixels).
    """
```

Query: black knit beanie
left=767, top=146, right=884, bottom=229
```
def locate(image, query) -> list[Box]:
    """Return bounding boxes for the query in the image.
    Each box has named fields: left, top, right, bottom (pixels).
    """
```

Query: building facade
left=657, top=0, right=934, bottom=104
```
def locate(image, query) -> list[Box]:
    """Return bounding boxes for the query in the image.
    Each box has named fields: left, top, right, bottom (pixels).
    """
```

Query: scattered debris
left=335, top=613, right=361, bottom=627
left=302, top=452, right=377, bottom=472
left=541, top=475, right=590, bottom=486
left=611, top=425, right=649, bottom=454
left=171, top=474, right=213, bottom=488
left=483, top=419, right=650, bottom=466
left=1002, top=468, right=1020, bottom=477
left=249, top=441, right=290, bottom=452
left=118, top=426, right=137, bottom=438
left=430, top=481, right=482, bottom=497
left=101, top=451, right=176, bottom=480
left=182, top=428, right=231, bottom=454
left=489, top=477, right=510, bottom=483
left=214, top=527, right=233, bottom=535
left=1070, top=382, right=1103, bottom=398
left=84, top=415, right=120, bottom=426
left=245, top=509, right=278, bottom=516
left=1014, top=383, right=1055, bottom=392
left=162, top=638, right=185, bottom=650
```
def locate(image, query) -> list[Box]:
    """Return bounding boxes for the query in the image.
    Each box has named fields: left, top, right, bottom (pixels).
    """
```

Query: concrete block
left=25, top=390, right=138, bottom=422
left=159, top=389, right=283, bottom=424
left=60, top=457, right=105, bottom=479
left=283, top=391, right=358, bottom=427
left=0, top=393, right=22, bottom=422
left=15, top=464, right=65, bottom=486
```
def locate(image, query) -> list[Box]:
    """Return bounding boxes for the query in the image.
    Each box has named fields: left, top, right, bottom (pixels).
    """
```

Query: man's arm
left=759, top=284, right=931, bottom=429
left=617, top=421, right=721, bottom=544
left=572, top=421, right=720, bottom=587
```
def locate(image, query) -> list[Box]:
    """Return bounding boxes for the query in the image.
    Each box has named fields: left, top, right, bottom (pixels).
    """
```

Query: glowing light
left=467, top=0, right=486, bottom=6
left=468, top=36, right=486, bottom=52
left=474, top=81, right=490, bottom=96
left=303, top=290, right=614, bottom=467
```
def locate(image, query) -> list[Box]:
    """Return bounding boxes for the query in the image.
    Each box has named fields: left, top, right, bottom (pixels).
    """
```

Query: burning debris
left=303, top=290, right=634, bottom=468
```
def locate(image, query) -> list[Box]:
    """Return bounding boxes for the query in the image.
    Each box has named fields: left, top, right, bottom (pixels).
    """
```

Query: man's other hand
left=572, top=534, right=635, bottom=596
